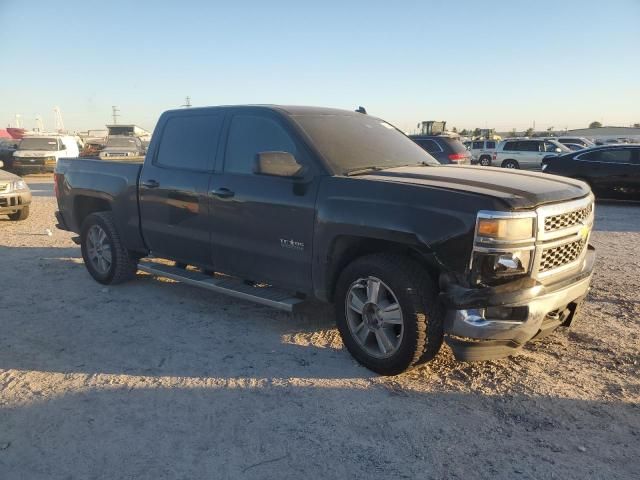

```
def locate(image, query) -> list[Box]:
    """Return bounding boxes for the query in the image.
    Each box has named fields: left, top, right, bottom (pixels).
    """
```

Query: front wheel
left=8, top=206, right=29, bottom=221
left=479, top=156, right=492, bottom=167
left=335, top=254, right=443, bottom=375
left=81, top=212, right=138, bottom=285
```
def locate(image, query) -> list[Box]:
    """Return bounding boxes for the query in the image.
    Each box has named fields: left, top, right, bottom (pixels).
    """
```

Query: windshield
left=106, top=137, right=138, bottom=148
left=19, top=138, right=60, bottom=151
left=291, top=114, right=440, bottom=174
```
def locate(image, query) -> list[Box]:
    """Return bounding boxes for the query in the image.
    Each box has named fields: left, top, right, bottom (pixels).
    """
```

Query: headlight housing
left=13, top=180, right=27, bottom=191
left=476, top=217, right=534, bottom=241
left=471, top=212, right=536, bottom=286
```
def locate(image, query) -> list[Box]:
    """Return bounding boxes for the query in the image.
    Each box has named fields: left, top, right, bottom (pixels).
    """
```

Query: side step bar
left=138, top=262, right=304, bottom=313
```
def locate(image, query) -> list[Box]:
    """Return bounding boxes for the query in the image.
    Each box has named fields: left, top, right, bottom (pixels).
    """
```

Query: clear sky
left=1, top=0, right=638, bottom=133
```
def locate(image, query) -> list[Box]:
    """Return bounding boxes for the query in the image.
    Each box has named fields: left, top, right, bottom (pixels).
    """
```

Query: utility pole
left=182, top=96, right=192, bottom=108
left=112, top=106, right=120, bottom=124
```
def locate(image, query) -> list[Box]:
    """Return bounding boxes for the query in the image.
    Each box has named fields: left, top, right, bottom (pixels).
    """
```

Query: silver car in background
left=493, top=138, right=571, bottom=170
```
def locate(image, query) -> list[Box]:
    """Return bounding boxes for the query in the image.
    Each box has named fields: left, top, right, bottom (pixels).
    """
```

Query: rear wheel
left=81, top=212, right=138, bottom=285
left=335, top=254, right=443, bottom=375
left=502, top=159, right=520, bottom=169
left=7, top=206, right=29, bottom=221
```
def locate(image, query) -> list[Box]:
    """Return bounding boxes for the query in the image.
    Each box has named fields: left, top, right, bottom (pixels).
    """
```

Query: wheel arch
left=501, top=158, right=519, bottom=168
left=323, top=235, right=440, bottom=302
left=74, top=195, right=112, bottom=229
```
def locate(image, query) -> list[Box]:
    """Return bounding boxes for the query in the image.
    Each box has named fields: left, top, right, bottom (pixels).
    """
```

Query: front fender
left=312, top=177, right=499, bottom=301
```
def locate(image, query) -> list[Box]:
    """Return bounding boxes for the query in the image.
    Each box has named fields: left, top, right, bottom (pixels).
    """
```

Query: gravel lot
left=1, top=175, right=638, bottom=479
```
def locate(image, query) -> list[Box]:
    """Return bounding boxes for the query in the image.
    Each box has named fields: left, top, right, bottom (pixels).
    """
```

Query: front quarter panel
left=313, top=176, right=502, bottom=300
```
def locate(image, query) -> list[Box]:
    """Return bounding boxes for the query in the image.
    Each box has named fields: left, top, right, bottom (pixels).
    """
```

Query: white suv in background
left=493, top=139, right=570, bottom=170
left=469, top=139, right=497, bottom=166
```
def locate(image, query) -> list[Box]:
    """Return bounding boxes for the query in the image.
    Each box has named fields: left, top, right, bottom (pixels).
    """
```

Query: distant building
left=564, top=126, right=640, bottom=143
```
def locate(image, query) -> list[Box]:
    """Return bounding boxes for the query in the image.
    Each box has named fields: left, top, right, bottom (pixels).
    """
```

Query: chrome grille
left=544, top=204, right=592, bottom=232
left=0, top=182, right=9, bottom=193
left=539, top=239, right=586, bottom=272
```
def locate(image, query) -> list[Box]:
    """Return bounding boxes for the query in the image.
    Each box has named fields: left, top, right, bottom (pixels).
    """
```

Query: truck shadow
left=0, top=246, right=357, bottom=381
left=0, top=383, right=637, bottom=479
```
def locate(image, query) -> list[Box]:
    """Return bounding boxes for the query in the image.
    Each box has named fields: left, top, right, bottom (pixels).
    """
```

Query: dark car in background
left=0, top=139, right=20, bottom=171
left=408, top=135, right=471, bottom=164
left=542, top=145, right=640, bottom=200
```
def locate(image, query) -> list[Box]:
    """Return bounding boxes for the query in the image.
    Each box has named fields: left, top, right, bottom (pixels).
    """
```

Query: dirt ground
left=0, top=175, right=638, bottom=479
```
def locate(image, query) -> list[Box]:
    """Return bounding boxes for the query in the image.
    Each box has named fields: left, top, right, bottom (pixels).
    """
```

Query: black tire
left=502, top=159, right=520, bottom=169
left=80, top=211, right=138, bottom=285
left=8, top=205, right=29, bottom=221
left=479, top=156, right=491, bottom=167
left=334, top=253, right=443, bottom=375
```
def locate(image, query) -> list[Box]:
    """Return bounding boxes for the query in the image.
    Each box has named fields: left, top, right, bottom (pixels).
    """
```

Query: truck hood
left=360, top=165, right=590, bottom=209
left=0, top=168, right=21, bottom=181
left=14, top=150, right=58, bottom=158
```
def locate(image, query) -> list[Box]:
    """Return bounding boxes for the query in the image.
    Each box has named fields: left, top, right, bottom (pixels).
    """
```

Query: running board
left=138, top=262, right=304, bottom=313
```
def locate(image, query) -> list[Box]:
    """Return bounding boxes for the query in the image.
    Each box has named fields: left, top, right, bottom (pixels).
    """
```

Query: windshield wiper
left=346, top=162, right=433, bottom=176
left=345, top=166, right=386, bottom=176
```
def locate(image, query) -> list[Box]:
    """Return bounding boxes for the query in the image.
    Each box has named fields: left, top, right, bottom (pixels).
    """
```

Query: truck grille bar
left=544, top=204, right=592, bottom=232
left=539, top=238, right=586, bottom=272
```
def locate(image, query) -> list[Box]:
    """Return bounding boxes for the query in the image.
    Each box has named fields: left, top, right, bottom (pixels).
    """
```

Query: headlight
left=471, top=211, right=537, bottom=286
left=471, top=249, right=532, bottom=282
left=13, top=180, right=27, bottom=190
left=476, top=217, right=534, bottom=241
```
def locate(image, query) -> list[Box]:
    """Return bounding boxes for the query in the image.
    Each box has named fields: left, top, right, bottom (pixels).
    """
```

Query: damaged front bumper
left=440, top=244, right=595, bottom=361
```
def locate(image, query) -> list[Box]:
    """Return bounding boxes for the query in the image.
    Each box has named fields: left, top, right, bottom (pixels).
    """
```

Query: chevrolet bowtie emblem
left=579, top=224, right=589, bottom=241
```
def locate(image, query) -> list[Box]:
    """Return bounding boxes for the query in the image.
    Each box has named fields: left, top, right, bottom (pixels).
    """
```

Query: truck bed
left=55, top=157, right=147, bottom=252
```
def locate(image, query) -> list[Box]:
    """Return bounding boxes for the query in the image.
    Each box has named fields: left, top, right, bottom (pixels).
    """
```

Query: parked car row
left=406, top=132, right=638, bottom=201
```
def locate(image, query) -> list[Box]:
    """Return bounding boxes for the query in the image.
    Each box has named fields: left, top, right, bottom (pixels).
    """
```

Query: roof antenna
left=355, top=106, right=367, bottom=114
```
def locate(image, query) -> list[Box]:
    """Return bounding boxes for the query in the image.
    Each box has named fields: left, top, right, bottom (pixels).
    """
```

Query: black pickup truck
left=55, top=105, right=595, bottom=375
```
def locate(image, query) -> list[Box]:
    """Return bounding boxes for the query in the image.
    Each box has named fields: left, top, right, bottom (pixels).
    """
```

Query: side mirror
left=255, top=151, right=304, bottom=178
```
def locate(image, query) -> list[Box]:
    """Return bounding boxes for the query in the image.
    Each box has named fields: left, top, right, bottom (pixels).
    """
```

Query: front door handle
left=142, top=179, right=160, bottom=188
left=210, top=187, right=235, bottom=198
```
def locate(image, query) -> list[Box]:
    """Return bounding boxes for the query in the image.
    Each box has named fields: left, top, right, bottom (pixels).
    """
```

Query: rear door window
left=486, top=141, right=496, bottom=149
left=503, top=141, right=518, bottom=151
left=528, top=141, right=543, bottom=152
left=579, top=149, right=632, bottom=163
left=225, top=114, right=298, bottom=174
left=156, top=113, right=224, bottom=171
left=416, top=139, right=441, bottom=153
left=544, top=142, right=560, bottom=152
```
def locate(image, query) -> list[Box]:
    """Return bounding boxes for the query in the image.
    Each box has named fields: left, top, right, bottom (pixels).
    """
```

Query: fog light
left=485, top=306, right=514, bottom=320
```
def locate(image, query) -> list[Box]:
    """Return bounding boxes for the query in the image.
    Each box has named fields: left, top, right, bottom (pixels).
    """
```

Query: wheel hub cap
left=362, top=302, right=383, bottom=329
left=344, top=276, right=404, bottom=359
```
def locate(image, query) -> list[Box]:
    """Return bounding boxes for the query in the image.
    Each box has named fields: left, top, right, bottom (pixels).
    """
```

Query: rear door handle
left=142, top=179, right=160, bottom=188
left=210, top=187, right=235, bottom=198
